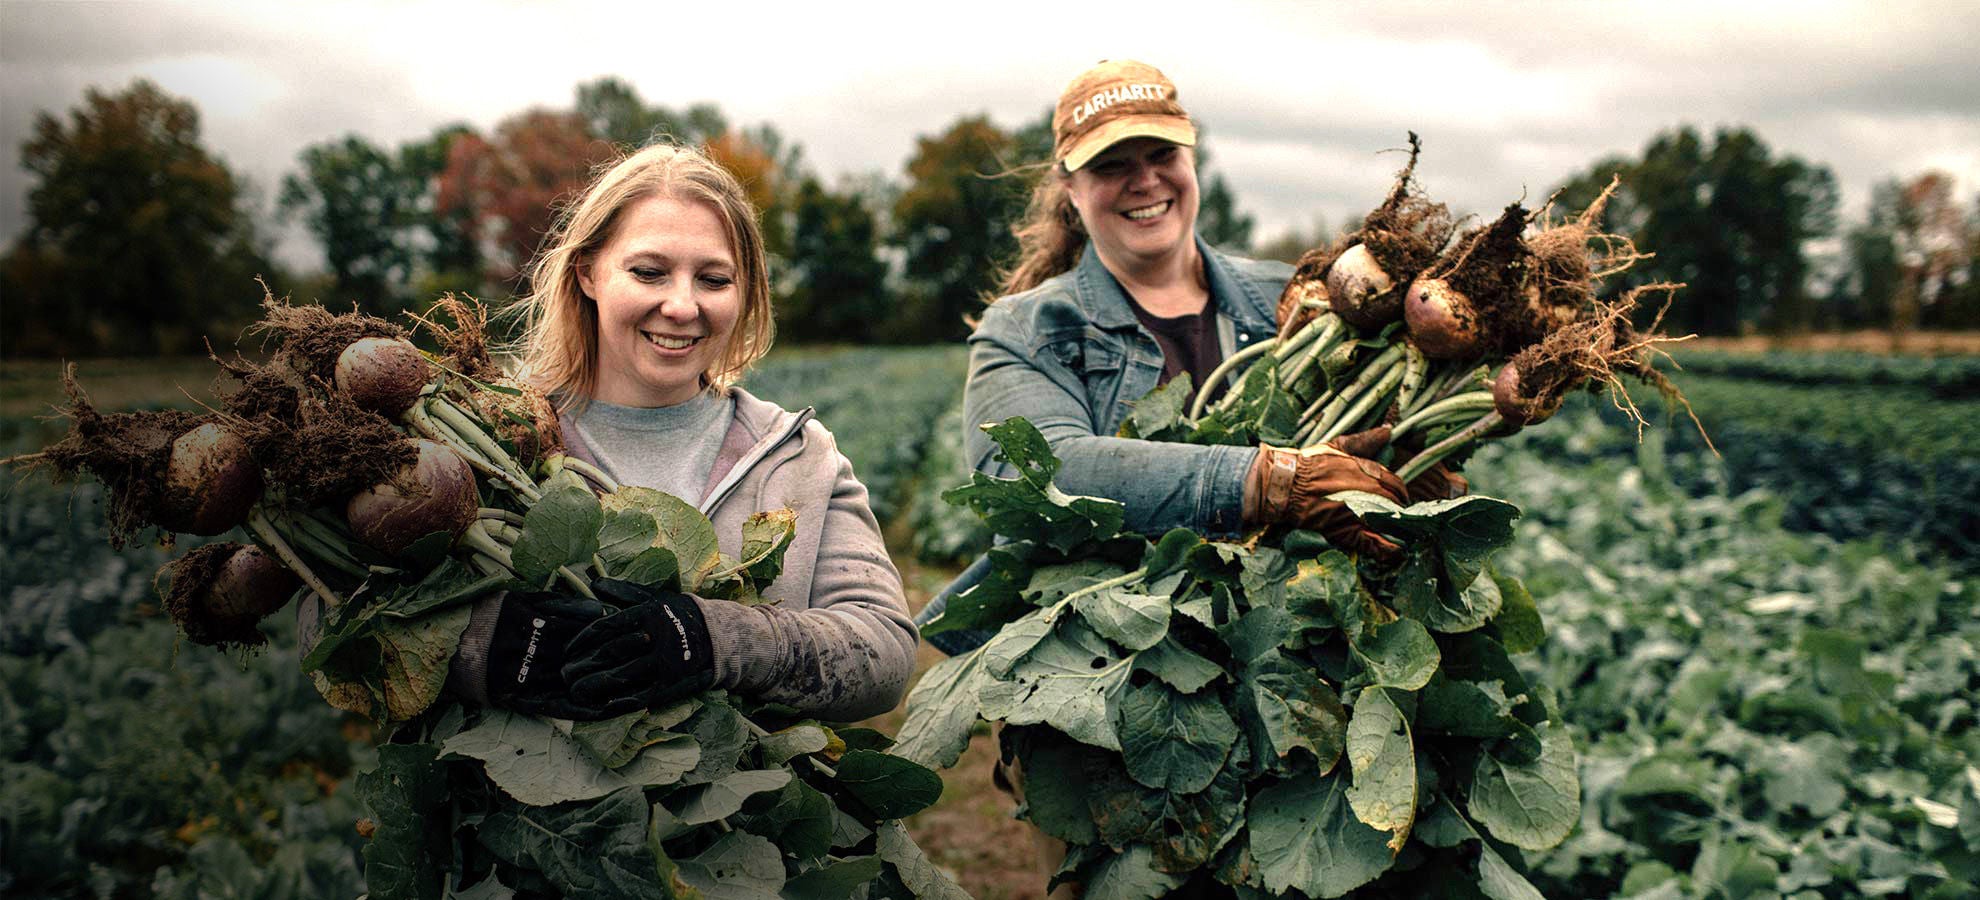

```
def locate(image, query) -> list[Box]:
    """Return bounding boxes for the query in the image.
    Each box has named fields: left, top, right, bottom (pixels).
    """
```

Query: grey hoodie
left=447, top=386, right=918, bottom=722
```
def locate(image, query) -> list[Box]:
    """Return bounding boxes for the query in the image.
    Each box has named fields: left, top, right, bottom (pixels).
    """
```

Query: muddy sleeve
left=691, top=451, right=917, bottom=722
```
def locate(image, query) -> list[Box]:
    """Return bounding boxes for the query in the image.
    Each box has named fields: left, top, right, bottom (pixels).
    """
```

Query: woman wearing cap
left=923, top=59, right=1462, bottom=651
left=916, top=59, right=1462, bottom=895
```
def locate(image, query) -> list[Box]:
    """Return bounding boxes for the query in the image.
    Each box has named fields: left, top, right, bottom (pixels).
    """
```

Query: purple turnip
left=1325, top=244, right=1401, bottom=330
left=1403, top=277, right=1483, bottom=360
left=162, top=542, right=299, bottom=647
left=345, top=439, right=480, bottom=556
left=158, top=422, right=264, bottom=535
left=335, top=336, right=430, bottom=417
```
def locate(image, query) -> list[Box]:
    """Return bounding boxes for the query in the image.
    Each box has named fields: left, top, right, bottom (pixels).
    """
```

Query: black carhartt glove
left=484, top=591, right=606, bottom=719
left=561, top=578, right=716, bottom=719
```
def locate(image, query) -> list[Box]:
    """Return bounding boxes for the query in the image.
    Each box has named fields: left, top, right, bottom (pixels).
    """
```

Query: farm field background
left=1, top=343, right=1976, bottom=898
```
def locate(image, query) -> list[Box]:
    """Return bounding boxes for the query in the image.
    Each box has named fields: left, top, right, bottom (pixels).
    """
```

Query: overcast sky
left=3, top=0, right=1977, bottom=271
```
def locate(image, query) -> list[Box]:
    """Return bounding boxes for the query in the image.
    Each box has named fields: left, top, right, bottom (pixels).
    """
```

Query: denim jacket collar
left=1070, top=235, right=1279, bottom=337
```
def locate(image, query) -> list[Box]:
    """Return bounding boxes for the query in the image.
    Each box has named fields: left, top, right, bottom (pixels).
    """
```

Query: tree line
left=4, top=78, right=1976, bottom=358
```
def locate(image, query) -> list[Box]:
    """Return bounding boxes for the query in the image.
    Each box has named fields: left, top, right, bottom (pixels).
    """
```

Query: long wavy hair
left=509, top=142, right=774, bottom=412
left=995, top=162, right=1088, bottom=298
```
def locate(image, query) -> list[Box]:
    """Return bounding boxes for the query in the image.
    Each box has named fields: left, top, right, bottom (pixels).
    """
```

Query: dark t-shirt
left=1130, top=300, right=1223, bottom=400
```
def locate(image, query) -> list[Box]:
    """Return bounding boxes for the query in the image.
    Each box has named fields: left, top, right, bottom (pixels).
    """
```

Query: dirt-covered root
left=1355, top=132, right=1457, bottom=283
left=464, top=378, right=565, bottom=467
left=411, top=293, right=502, bottom=381
left=244, top=390, right=418, bottom=506
left=1429, top=203, right=1539, bottom=352
left=160, top=542, right=296, bottom=648
left=1527, top=176, right=1652, bottom=323
left=38, top=367, right=210, bottom=546
left=252, top=289, right=406, bottom=383
left=1503, top=283, right=1707, bottom=445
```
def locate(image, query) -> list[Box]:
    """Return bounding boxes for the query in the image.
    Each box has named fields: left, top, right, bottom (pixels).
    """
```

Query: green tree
left=2, top=79, right=270, bottom=357
left=780, top=175, right=890, bottom=343
left=890, top=114, right=1033, bottom=342
left=397, top=123, right=484, bottom=298
left=1551, top=126, right=1837, bottom=336
left=575, top=77, right=728, bottom=149
left=278, top=134, right=421, bottom=314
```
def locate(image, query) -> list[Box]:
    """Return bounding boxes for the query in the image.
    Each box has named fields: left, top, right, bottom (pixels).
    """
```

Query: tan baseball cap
left=1052, top=59, right=1197, bottom=172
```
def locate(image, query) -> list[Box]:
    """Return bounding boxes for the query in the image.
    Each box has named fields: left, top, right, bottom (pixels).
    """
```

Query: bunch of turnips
left=9, top=293, right=963, bottom=899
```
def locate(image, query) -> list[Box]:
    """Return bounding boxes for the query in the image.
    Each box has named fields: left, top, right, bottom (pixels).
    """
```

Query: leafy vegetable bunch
left=9, top=294, right=963, bottom=899
left=895, top=139, right=1700, bottom=898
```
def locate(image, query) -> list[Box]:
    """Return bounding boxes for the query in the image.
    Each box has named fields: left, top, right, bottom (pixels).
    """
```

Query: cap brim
left=1061, top=116, right=1197, bottom=172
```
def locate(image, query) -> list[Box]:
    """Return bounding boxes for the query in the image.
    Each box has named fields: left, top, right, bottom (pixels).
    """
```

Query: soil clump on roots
left=249, top=392, right=418, bottom=506
left=1527, top=177, right=1649, bottom=323
left=1505, top=283, right=1705, bottom=443
left=254, top=293, right=407, bottom=383
left=40, top=370, right=207, bottom=547
left=1355, top=133, right=1456, bottom=282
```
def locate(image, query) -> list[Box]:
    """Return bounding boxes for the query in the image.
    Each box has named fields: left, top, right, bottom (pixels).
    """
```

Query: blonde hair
left=996, top=163, right=1086, bottom=298
left=511, top=142, right=774, bottom=411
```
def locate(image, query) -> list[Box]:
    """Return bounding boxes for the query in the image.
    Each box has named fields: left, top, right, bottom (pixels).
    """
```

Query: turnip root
left=161, top=542, right=299, bottom=647
left=158, top=422, right=264, bottom=535
left=1403, top=278, right=1482, bottom=360
left=346, top=439, right=480, bottom=556
left=336, top=336, right=430, bottom=417
left=1326, top=244, right=1399, bottom=329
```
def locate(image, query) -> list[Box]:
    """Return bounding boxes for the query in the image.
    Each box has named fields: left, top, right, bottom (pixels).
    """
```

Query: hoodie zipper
left=698, top=407, right=814, bottom=516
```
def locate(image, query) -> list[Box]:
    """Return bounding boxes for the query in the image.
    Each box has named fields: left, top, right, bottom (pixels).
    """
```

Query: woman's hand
left=1244, top=436, right=1407, bottom=559
left=485, top=579, right=714, bottom=720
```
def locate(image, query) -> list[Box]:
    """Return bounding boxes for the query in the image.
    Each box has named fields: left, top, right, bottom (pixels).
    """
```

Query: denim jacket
left=919, top=237, right=1291, bottom=654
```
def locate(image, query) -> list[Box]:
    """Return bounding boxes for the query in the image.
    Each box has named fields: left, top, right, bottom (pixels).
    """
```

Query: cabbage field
left=2, top=344, right=1975, bottom=898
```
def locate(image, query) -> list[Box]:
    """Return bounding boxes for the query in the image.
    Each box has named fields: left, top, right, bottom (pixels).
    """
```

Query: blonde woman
left=445, top=142, right=916, bottom=722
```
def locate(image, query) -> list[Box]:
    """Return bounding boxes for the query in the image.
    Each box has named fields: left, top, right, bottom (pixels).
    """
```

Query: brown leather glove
left=1243, top=438, right=1407, bottom=559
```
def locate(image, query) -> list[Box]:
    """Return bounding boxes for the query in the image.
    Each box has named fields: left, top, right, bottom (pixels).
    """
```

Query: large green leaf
left=919, top=542, right=1037, bottom=636
left=942, top=418, right=1126, bottom=553
left=667, top=769, right=792, bottom=825
left=1249, top=768, right=1395, bottom=897
left=1345, top=686, right=1416, bottom=851
left=1389, top=545, right=1503, bottom=633
left=1238, top=649, right=1348, bottom=774
left=730, top=777, right=835, bottom=861
left=676, top=830, right=784, bottom=899
left=1348, top=615, right=1440, bottom=690
left=1119, top=372, right=1194, bottom=441
left=1338, top=493, right=1521, bottom=587
left=780, top=856, right=883, bottom=900
left=1133, top=636, right=1225, bottom=694
left=1072, top=586, right=1171, bottom=651
left=511, top=474, right=604, bottom=585
left=978, top=620, right=1133, bottom=751
left=444, top=712, right=699, bottom=806
left=569, top=701, right=700, bottom=769
left=356, top=743, right=448, bottom=900
left=477, top=787, right=671, bottom=900
left=601, top=487, right=722, bottom=591
left=1080, top=844, right=1186, bottom=900
left=1115, top=678, right=1238, bottom=793
left=891, top=651, right=989, bottom=769
left=1467, top=722, right=1580, bottom=851
left=1488, top=570, right=1544, bottom=654
left=372, top=604, right=474, bottom=724
left=1018, top=737, right=1100, bottom=845
left=832, top=750, right=944, bottom=819
left=875, top=820, right=971, bottom=900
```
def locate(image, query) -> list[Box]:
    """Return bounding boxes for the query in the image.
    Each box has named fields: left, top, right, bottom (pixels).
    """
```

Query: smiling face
left=1065, top=137, right=1200, bottom=273
left=578, top=193, right=741, bottom=408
